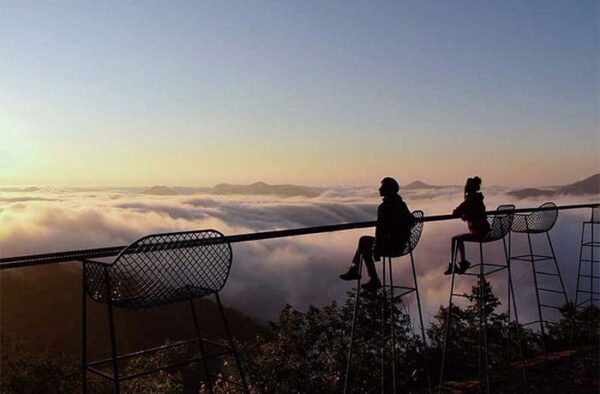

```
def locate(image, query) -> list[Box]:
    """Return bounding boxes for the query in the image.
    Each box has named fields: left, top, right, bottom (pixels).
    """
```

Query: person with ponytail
left=444, top=176, right=491, bottom=275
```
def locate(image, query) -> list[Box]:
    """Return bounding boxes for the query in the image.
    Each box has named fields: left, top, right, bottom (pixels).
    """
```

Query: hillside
left=556, top=173, right=600, bottom=195
left=507, top=187, right=556, bottom=199
left=212, top=181, right=319, bottom=197
left=0, top=187, right=40, bottom=192
left=508, top=174, right=600, bottom=199
left=0, top=263, right=268, bottom=363
left=142, top=185, right=179, bottom=195
left=403, top=180, right=449, bottom=190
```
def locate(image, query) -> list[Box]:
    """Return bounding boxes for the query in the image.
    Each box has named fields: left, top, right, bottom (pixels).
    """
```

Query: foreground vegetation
left=1, top=265, right=598, bottom=393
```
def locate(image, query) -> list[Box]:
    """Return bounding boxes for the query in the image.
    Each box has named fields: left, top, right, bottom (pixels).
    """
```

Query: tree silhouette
left=233, top=289, right=427, bottom=393
left=427, top=279, right=537, bottom=383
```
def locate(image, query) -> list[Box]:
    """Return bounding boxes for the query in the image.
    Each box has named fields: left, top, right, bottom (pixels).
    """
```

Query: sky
left=0, top=0, right=598, bottom=187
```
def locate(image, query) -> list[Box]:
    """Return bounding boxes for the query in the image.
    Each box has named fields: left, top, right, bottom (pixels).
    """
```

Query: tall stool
left=575, top=205, right=600, bottom=309
left=439, top=205, right=520, bottom=394
left=573, top=205, right=600, bottom=343
left=81, top=230, right=248, bottom=394
left=344, top=210, right=430, bottom=393
left=510, top=202, right=568, bottom=353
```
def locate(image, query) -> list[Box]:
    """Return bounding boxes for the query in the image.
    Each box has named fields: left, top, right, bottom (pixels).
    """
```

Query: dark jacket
left=374, top=194, right=416, bottom=258
left=453, top=192, right=490, bottom=236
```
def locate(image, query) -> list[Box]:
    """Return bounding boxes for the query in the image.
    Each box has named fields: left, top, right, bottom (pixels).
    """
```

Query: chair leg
left=592, top=223, right=596, bottom=308
left=82, top=266, right=87, bottom=394
left=526, top=232, right=547, bottom=355
left=574, top=223, right=587, bottom=309
left=215, top=293, right=249, bottom=394
left=588, top=223, right=597, bottom=341
left=344, top=258, right=363, bottom=394
left=388, top=258, right=397, bottom=394
left=590, top=222, right=598, bottom=343
left=102, top=266, right=120, bottom=394
left=545, top=233, right=568, bottom=304
left=479, top=242, right=490, bottom=394
left=504, top=240, right=513, bottom=361
left=503, top=237, right=527, bottom=387
left=106, top=300, right=120, bottom=393
left=410, top=252, right=432, bottom=393
left=439, top=241, right=459, bottom=393
left=190, top=299, right=214, bottom=394
left=380, top=257, right=387, bottom=393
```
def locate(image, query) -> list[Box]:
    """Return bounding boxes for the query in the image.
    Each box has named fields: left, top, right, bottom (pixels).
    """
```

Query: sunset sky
left=1, top=0, right=598, bottom=187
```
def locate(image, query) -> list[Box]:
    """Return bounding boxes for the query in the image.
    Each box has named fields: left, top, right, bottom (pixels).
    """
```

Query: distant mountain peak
left=506, top=188, right=556, bottom=199
left=556, top=173, right=600, bottom=195
left=142, top=185, right=178, bottom=195
left=403, top=180, right=443, bottom=190
left=212, top=182, right=319, bottom=197
left=508, top=173, right=600, bottom=199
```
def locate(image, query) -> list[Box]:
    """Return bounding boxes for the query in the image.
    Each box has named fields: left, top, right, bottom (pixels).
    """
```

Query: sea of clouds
left=0, top=185, right=597, bottom=328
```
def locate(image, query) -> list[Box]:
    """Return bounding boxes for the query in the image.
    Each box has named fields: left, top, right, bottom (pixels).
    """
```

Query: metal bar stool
left=439, top=205, right=524, bottom=394
left=510, top=202, right=568, bottom=354
left=575, top=205, right=600, bottom=309
left=344, top=210, right=431, bottom=393
left=573, top=205, right=600, bottom=344
left=81, top=229, right=248, bottom=394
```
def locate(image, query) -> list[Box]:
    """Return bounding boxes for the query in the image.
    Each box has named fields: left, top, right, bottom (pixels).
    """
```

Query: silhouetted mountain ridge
left=403, top=180, right=449, bottom=190
left=555, top=173, right=600, bottom=195
left=508, top=174, right=600, bottom=199
left=506, top=188, right=557, bottom=199
left=0, top=187, right=40, bottom=192
left=142, top=185, right=179, bottom=195
left=212, top=182, right=319, bottom=197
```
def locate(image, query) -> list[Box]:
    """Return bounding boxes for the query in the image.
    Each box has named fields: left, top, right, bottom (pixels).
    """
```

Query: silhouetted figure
left=340, top=177, right=415, bottom=291
left=444, top=176, right=491, bottom=275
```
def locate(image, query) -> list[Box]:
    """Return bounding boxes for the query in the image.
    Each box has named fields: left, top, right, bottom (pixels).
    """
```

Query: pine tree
left=427, top=278, right=537, bottom=382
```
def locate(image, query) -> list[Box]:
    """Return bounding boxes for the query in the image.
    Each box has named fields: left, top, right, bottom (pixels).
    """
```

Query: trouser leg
left=358, top=236, right=378, bottom=279
left=457, top=239, right=466, bottom=261
left=352, top=246, right=361, bottom=265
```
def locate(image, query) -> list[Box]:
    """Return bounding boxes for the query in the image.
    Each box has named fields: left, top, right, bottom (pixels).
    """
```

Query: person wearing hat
left=339, top=177, right=416, bottom=291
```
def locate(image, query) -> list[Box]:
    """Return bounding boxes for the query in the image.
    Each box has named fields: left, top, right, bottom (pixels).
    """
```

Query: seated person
left=339, top=177, right=416, bottom=291
left=444, top=176, right=491, bottom=275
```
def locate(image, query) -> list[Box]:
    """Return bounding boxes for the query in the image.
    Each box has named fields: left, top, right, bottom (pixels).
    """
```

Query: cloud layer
left=0, top=186, right=597, bottom=326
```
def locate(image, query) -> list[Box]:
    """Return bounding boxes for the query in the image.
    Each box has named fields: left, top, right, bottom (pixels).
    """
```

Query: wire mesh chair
left=509, top=202, right=568, bottom=354
left=81, top=229, right=248, bottom=394
left=344, top=211, right=431, bottom=394
left=439, top=205, right=525, bottom=394
left=481, top=204, right=515, bottom=242
left=511, top=202, right=558, bottom=234
left=575, top=205, right=600, bottom=310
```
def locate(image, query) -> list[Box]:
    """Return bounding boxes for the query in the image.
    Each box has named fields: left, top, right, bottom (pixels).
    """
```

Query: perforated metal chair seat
left=584, top=206, right=600, bottom=224
left=464, top=204, right=515, bottom=244
left=87, top=278, right=215, bottom=309
left=510, top=202, right=557, bottom=233
left=477, top=232, right=503, bottom=243
left=379, top=210, right=424, bottom=258
left=511, top=227, right=547, bottom=234
left=83, top=230, right=231, bottom=310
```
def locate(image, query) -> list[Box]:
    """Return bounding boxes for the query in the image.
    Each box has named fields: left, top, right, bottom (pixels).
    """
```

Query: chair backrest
left=104, top=229, right=232, bottom=308
left=485, top=204, right=514, bottom=241
left=401, top=210, right=424, bottom=255
left=592, top=206, right=600, bottom=223
left=511, top=202, right=558, bottom=233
